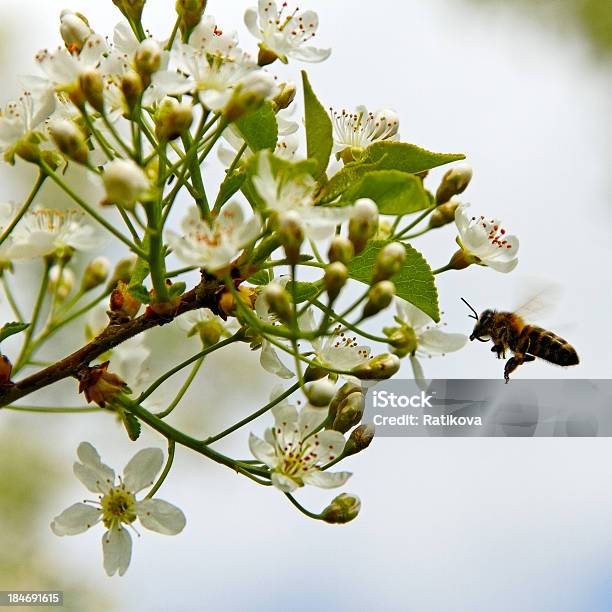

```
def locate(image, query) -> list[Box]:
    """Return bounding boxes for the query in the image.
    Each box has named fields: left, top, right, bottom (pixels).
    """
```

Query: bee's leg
left=491, top=344, right=505, bottom=359
left=503, top=353, right=536, bottom=383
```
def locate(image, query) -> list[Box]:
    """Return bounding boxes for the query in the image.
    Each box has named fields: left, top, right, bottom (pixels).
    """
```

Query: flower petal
left=271, top=472, right=299, bottom=492
left=50, top=503, right=101, bottom=536
left=302, top=469, right=351, bottom=488
left=260, top=340, right=294, bottom=379
left=136, top=499, right=186, bottom=535
left=418, top=329, right=467, bottom=354
left=73, top=442, right=115, bottom=494
left=102, top=525, right=132, bottom=577
left=248, top=432, right=278, bottom=467
left=123, top=448, right=164, bottom=494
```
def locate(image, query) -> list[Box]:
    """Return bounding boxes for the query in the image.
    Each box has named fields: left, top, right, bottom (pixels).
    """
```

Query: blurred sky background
left=0, top=1, right=611, bottom=611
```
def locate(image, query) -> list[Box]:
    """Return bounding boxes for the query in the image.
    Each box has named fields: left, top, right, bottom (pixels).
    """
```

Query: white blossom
left=35, top=35, right=108, bottom=92
left=0, top=90, right=55, bottom=160
left=454, top=204, right=519, bottom=273
left=166, top=201, right=261, bottom=272
left=331, top=105, right=399, bottom=152
left=51, top=442, right=185, bottom=576
left=244, top=1, right=331, bottom=64
left=395, top=299, right=467, bottom=381
left=7, top=207, right=104, bottom=259
left=301, top=310, right=371, bottom=371
left=249, top=394, right=351, bottom=492
left=252, top=151, right=349, bottom=240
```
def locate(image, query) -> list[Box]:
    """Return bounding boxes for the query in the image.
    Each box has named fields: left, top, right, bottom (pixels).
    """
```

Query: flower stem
left=145, top=440, right=175, bottom=499
left=203, top=381, right=301, bottom=445
left=394, top=205, right=436, bottom=240
left=0, top=172, right=46, bottom=249
left=1, top=273, right=24, bottom=321
left=155, top=356, right=204, bottom=418
left=137, top=333, right=243, bottom=404
left=285, top=493, right=323, bottom=520
left=14, top=259, right=51, bottom=373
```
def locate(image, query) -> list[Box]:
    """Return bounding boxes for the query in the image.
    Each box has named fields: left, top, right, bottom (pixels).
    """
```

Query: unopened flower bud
left=79, top=69, right=105, bottom=113
left=78, top=361, right=128, bottom=407
left=373, top=242, right=406, bottom=282
left=107, top=256, right=137, bottom=289
left=194, top=320, right=223, bottom=346
left=82, top=256, right=110, bottom=291
left=134, top=38, right=162, bottom=86
left=352, top=353, right=401, bottom=380
left=176, top=0, right=207, bottom=36
left=223, top=72, right=276, bottom=123
left=110, top=281, right=141, bottom=321
left=102, top=158, right=150, bottom=210
left=48, top=120, right=89, bottom=165
left=328, top=235, right=354, bottom=265
left=324, top=262, right=348, bottom=300
left=332, top=391, right=364, bottom=433
left=429, top=198, right=460, bottom=229
left=121, top=71, right=143, bottom=111
left=304, top=378, right=336, bottom=407
left=272, top=81, right=296, bottom=111
left=263, top=284, right=292, bottom=324
left=435, top=163, right=473, bottom=204
left=348, top=198, right=378, bottom=254
left=362, top=280, right=395, bottom=318
left=327, top=381, right=361, bottom=423
left=154, top=98, right=193, bottom=141
left=343, top=423, right=375, bottom=456
left=321, top=493, right=361, bottom=524
left=277, top=211, right=303, bottom=264
left=48, top=265, right=75, bottom=301
left=60, top=10, right=91, bottom=53
left=113, top=0, right=147, bottom=21
left=0, top=354, right=13, bottom=386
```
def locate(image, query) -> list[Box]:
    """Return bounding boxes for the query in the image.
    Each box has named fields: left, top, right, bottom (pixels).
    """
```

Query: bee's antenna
left=461, top=297, right=479, bottom=320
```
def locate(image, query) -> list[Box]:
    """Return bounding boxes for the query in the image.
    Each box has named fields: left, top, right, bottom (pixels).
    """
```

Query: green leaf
left=236, top=102, right=278, bottom=152
left=128, top=284, right=150, bottom=304
left=215, top=169, right=246, bottom=209
left=247, top=269, right=271, bottom=285
left=286, top=280, right=321, bottom=304
left=318, top=142, right=465, bottom=203
left=122, top=412, right=141, bottom=441
left=168, top=282, right=186, bottom=298
left=348, top=240, right=440, bottom=321
left=340, top=170, right=430, bottom=215
left=0, top=321, right=29, bottom=344
left=301, top=71, right=333, bottom=180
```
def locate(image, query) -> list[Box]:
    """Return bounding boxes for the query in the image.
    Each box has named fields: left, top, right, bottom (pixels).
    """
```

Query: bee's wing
left=514, top=281, right=563, bottom=320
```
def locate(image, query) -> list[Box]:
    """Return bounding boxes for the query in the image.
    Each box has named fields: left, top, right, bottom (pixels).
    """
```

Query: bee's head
left=470, top=309, right=496, bottom=341
left=461, top=298, right=494, bottom=342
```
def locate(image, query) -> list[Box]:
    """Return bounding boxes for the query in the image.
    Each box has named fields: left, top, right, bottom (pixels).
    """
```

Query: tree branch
left=0, top=273, right=225, bottom=408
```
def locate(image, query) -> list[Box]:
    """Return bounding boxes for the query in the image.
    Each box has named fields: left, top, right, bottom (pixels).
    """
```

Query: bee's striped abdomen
left=521, top=325, right=579, bottom=366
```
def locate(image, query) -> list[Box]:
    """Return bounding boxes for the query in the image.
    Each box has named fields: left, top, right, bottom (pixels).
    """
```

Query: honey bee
left=461, top=295, right=579, bottom=382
